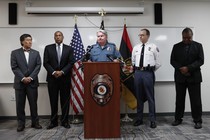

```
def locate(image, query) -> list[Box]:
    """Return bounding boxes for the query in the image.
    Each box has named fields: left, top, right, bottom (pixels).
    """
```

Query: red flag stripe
left=73, top=64, right=84, bottom=92
left=71, top=73, right=84, bottom=105
left=70, top=80, right=84, bottom=113
left=122, top=25, right=133, bottom=52
left=71, top=78, right=84, bottom=107
left=70, top=62, right=84, bottom=114
left=72, top=61, right=84, bottom=82
left=70, top=92, right=83, bottom=113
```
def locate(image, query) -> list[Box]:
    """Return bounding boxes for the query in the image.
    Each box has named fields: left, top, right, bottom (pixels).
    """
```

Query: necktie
left=139, top=44, right=145, bottom=67
left=57, top=44, right=61, bottom=65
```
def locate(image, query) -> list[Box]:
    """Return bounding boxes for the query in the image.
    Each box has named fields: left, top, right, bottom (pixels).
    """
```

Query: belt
left=135, top=66, right=155, bottom=71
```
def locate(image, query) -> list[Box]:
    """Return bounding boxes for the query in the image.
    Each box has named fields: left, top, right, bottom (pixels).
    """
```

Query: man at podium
left=83, top=29, right=122, bottom=138
left=88, top=29, right=121, bottom=62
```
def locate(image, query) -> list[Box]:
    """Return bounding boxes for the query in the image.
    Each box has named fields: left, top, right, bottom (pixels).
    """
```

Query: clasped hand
left=22, top=77, right=32, bottom=84
left=179, top=66, right=191, bottom=76
left=53, top=71, right=63, bottom=78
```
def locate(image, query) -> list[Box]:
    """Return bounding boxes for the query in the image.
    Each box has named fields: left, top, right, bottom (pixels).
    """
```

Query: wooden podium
left=83, top=62, right=121, bottom=139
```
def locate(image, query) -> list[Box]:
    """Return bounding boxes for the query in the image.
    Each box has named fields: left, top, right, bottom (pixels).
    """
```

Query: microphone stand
left=71, top=91, right=83, bottom=124
left=71, top=86, right=83, bottom=124
left=121, top=84, right=133, bottom=122
left=107, top=55, right=134, bottom=122
left=107, top=55, right=133, bottom=122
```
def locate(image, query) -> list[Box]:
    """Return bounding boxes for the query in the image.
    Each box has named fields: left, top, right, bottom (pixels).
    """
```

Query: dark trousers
left=47, top=78, right=70, bottom=124
left=15, top=87, right=39, bottom=126
left=175, top=82, right=202, bottom=123
left=134, top=70, right=156, bottom=122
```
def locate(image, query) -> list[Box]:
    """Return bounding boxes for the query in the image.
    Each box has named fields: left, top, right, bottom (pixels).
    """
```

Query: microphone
left=116, top=58, right=125, bottom=65
left=107, top=54, right=125, bottom=67
left=86, top=45, right=93, bottom=53
left=81, top=45, right=93, bottom=62
left=106, top=54, right=116, bottom=61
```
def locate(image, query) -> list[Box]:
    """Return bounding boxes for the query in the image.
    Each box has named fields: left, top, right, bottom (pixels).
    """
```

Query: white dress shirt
left=131, top=42, right=161, bottom=71
left=23, top=48, right=30, bottom=64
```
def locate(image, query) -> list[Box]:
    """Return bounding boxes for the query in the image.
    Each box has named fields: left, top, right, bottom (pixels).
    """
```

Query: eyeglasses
left=97, top=35, right=105, bottom=38
left=138, top=34, right=146, bottom=37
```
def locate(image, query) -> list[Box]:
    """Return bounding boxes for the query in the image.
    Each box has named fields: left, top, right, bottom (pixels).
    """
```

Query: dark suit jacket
left=170, top=41, right=204, bottom=83
left=11, top=48, right=41, bottom=89
left=43, top=43, right=75, bottom=82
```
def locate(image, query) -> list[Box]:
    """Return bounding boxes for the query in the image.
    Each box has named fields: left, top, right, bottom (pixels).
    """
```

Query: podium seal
left=91, top=74, right=113, bottom=106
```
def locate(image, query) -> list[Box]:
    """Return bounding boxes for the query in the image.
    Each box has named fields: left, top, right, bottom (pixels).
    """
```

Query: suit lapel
left=28, top=49, right=35, bottom=67
left=53, top=44, right=59, bottom=64
left=60, top=45, right=65, bottom=63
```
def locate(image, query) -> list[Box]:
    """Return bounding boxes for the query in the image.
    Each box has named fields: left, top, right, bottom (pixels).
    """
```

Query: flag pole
left=121, top=20, right=133, bottom=122
left=121, top=85, right=133, bottom=122
left=70, top=14, right=83, bottom=124
left=70, top=74, right=83, bottom=124
left=98, top=8, right=106, bottom=30
left=71, top=66, right=83, bottom=124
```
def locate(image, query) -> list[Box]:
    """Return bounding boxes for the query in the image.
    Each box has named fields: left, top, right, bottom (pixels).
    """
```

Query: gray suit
left=11, top=48, right=41, bottom=126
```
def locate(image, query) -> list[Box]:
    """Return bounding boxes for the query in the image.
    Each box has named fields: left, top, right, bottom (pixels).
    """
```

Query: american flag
left=70, top=24, right=85, bottom=114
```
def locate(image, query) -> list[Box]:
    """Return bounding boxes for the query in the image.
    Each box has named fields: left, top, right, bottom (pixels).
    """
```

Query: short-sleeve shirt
left=131, top=42, right=161, bottom=70
left=90, top=42, right=121, bottom=62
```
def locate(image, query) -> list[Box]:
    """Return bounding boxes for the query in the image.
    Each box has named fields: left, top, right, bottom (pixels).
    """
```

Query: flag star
left=70, top=25, right=85, bottom=61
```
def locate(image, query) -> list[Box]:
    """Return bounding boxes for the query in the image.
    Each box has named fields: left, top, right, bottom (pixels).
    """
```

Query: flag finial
left=98, top=8, right=106, bottom=17
left=74, top=15, right=78, bottom=24
left=124, top=18, right=126, bottom=25
left=98, top=8, right=106, bottom=30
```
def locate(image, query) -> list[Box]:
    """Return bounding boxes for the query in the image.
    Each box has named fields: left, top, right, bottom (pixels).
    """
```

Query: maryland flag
left=119, top=24, right=137, bottom=110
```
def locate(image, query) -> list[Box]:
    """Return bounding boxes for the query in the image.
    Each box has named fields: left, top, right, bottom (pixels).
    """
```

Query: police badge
left=91, top=74, right=113, bottom=106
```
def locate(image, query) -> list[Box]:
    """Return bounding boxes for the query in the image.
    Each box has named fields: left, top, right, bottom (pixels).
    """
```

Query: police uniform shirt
left=131, top=42, right=161, bottom=71
left=90, top=42, right=121, bottom=62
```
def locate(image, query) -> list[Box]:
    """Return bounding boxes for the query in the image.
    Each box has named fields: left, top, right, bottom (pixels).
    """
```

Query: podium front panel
left=83, top=62, right=120, bottom=138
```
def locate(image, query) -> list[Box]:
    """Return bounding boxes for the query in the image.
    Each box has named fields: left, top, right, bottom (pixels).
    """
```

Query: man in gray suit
left=10, top=34, right=42, bottom=132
